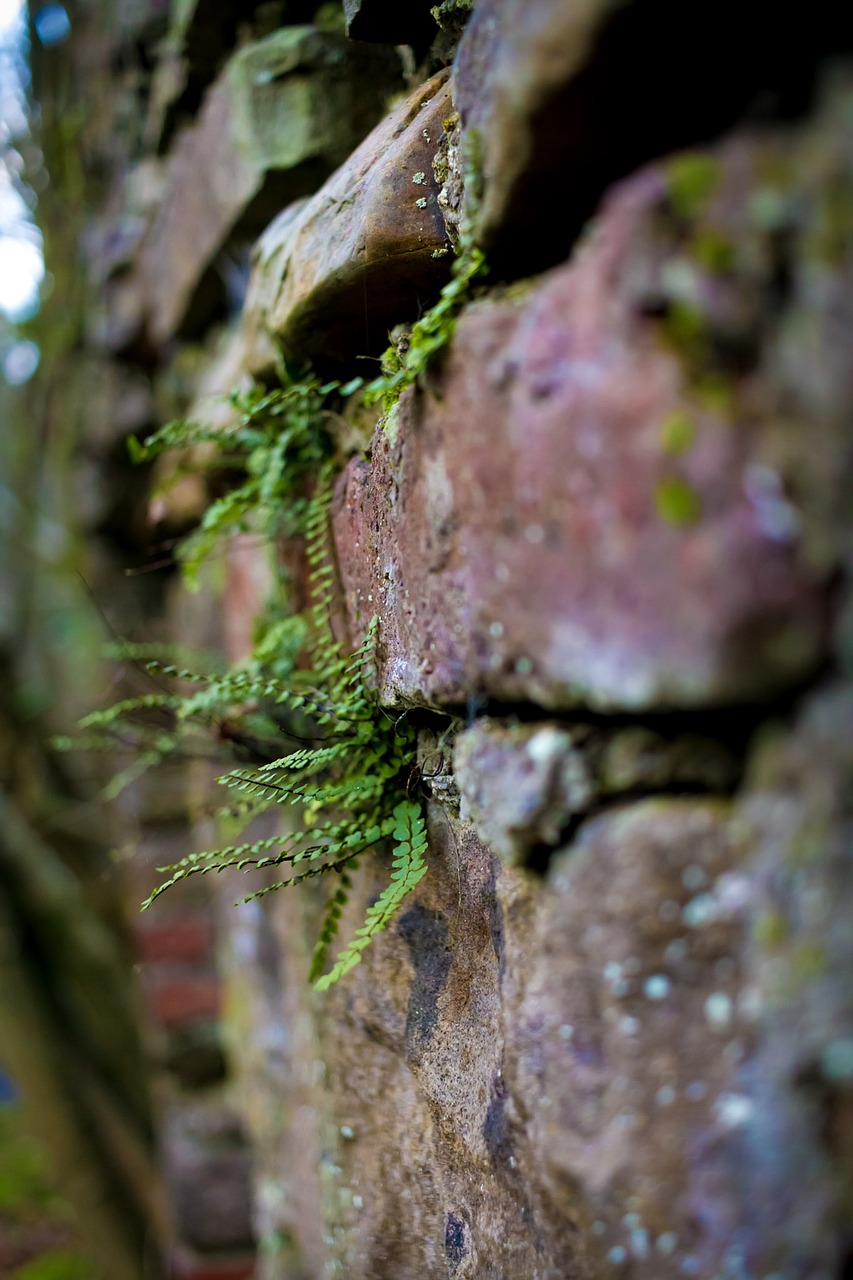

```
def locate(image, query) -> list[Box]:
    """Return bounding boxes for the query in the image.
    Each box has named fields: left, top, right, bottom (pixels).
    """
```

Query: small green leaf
left=655, top=476, right=703, bottom=526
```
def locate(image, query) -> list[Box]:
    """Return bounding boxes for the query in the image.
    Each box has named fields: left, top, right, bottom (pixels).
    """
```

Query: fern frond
left=313, top=801, right=428, bottom=990
left=87, top=370, right=432, bottom=989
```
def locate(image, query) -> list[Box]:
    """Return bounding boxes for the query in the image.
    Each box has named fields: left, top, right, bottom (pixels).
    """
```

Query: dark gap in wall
left=523, top=775, right=742, bottom=878
left=482, top=0, right=853, bottom=280
left=443, top=656, right=833, bottom=757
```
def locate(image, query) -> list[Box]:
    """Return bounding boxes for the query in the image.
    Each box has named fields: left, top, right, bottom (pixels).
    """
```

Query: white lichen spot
left=524, top=522, right=545, bottom=544
left=657, top=1233, right=678, bottom=1255
left=352, top=1194, right=363, bottom=1209
left=608, top=1246, right=627, bottom=1265
left=620, top=1016, right=640, bottom=1036
left=664, top=938, right=688, bottom=963
left=526, top=726, right=566, bottom=764
left=822, top=1038, right=853, bottom=1081
left=489, top=620, right=505, bottom=639
left=680, top=1256, right=701, bottom=1275
left=630, top=1229, right=650, bottom=1259
left=723, top=1038, right=745, bottom=1065
left=340, top=1125, right=355, bottom=1140
left=515, top=656, right=533, bottom=676
left=685, top=1080, right=708, bottom=1101
left=682, top=864, right=707, bottom=891
left=559, top=1023, right=574, bottom=1040
left=622, top=1213, right=641, bottom=1230
left=743, top=464, right=801, bottom=543
left=643, top=974, right=671, bottom=1001
left=715, top=872, right=754, bottom=914
left=704, top=991, right=733, bottom=1029
left=656, top=1085, right=676, bottom=1107
left=422, top=129, right=431, bottom=141
left=431, top=246, right=450, bottom=258
left=412, top=171, right=427, bottom=184
left=592, top=1221, right=606, bottom=1236
left=682, top=893, right=718, bottom=927
left=416, top=196, right=428, bottom=209
left=604, top=961, right=629, bottom=997
left=713, top=1092, right=753, bottom=1129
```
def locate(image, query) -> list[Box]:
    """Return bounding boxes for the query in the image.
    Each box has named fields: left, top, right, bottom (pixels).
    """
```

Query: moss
left=11, top=1251, right=90, bottom=1280
left=655, top=476, right=703, bottom=526
left=660, top=300, right=707, bottom=371
left=811, top=173, right=853, bottom=265
left=689, top=227, right=735, bottom=274
left=790, top=940, right=827, bottom=985
left=659, top=410, right=696, bottom=456
left=753, top=910, right=789, bottom=948
left=431, top=0, right=474, bottom=39
left=665, top=154, right=720, bottom=221
left=693, top=373, right=734, bottom=417
left=381, top=400, right=400, bottom=445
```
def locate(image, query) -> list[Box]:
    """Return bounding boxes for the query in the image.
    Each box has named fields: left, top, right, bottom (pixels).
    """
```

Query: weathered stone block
left=242, top=70, right=453, bottom=374
left=333, top=93, right=853, bottom=711
left=451, top=0, right=853, bottom=275
left=139, top=27, right=403, bottom=341
left=455, top=719, right=740, bottom=863
left=145, top=0, right=327, bottom=153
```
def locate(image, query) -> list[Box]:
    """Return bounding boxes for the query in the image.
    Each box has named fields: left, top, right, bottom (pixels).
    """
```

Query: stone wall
left=28, top=0, right=853, bottom=1277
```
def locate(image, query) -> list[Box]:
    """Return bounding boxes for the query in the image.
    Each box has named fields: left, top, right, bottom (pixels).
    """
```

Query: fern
left=129, top=377, right=361, bottom=589
left=311, top=801, right=428, bottom=989
left=67, top=388, right=431, bottom=985
left=129, top=598, right=423, bottom=986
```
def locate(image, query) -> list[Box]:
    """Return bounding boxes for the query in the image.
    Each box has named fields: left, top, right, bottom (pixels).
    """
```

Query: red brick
left=136, top=915, right=213, bottom=964
left=146, top=975, right=221, bottom=1029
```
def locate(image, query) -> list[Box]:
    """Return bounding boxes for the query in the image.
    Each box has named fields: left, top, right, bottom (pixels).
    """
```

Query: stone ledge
left=242, top=70, right=454, bottom=375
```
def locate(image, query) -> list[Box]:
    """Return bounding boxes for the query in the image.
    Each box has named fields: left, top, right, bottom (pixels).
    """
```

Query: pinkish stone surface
left=242, top=71, right=454, bottom=375
left=333, top=97, right=853, bottom=711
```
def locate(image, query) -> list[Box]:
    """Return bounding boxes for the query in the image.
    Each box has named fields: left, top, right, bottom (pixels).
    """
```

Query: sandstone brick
left=242, top=71, right=454, bottom=375
left=333, top=94, right=853, bottom=711
left=139, top=28, right=403, bottom=341
left=451, top=0, right=852, bottom=275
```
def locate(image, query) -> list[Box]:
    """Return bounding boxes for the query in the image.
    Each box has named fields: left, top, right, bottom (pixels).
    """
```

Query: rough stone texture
left=138, top=27, right=403, bottom=341
left=333, top=89, right=853, bottom=711
left=217, top=681, right=853, bottom=1279
left=451, top=0, right=853, bottom=275
left=36, top=0, right=853, bottom=1274
left=242, top=71, right=454, bottom=375
left=454, top=719, right=739, bottom=864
